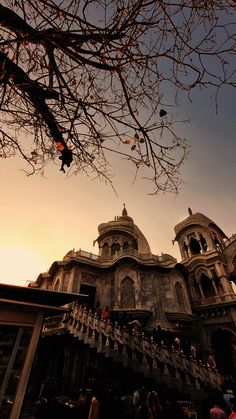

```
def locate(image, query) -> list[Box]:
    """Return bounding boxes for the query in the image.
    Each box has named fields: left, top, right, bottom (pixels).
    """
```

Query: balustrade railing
left=225, top=233, right=236, bottom=247
left=43, top=305, right=222, bottom=391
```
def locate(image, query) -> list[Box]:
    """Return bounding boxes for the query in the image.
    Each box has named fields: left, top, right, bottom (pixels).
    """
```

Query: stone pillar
left=215, top=263, right=233, bottom=295
left=199, top=240, right=204, bottom=253
left=68, top=266, right=76, bottom=293
left=184, top=238, right=193, bottom=258
left=189, top=276, right=198, bottom=301
left=113, top=273, right=119, bottom=309
left=198, top=282, right=205, bottom=299
left=180, top=240, right=188, bottom=260
left=211, top=278, right=219, bottom=296
left=205, top=231, right=215, bottom=251
left=219, top=276, right=233, bottom=295
left=136, top=274, right=142, bottom=309
left=195, top=232, right=203, bottom=253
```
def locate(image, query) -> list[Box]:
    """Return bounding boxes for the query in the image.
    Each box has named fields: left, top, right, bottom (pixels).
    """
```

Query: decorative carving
left=46, top=305, right=222, bottom=391
left=121, top=277, right=135, bottom=308
left=81, top=274, right=97, bottom=285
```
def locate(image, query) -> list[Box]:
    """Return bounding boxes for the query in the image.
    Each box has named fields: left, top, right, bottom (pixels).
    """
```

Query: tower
left=174, top=209, right=236, bottom=376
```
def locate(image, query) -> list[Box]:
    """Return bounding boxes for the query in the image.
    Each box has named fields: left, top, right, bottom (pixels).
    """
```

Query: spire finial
left=188, top=207, right=193, bottom=216
left=122, top=203, right=128, bottom=216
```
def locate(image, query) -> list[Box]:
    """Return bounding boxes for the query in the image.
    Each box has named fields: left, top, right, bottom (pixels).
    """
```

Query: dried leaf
left=55, top=141, right=65, bottom=151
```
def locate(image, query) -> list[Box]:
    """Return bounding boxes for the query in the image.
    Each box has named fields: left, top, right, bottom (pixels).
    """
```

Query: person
left=35, top=397, right=51, bottom=419
left=223, top=389, right=234, bottom=417
left=75, top=390, right=90, bottom=419
left=121, top=392, right=135, bottom=419
left=101, top=306, right=109, bottom=321
left=88, top=389, right=101, bottom=419
left=147, top=390, right=164, bottom=419
left=228, top=398, right=236, bottom=419
left=190, top=344, right=196, bottom=359
left=103, top=387, right=123, bottom=419
left=164, top=396, right=185, bottom=419
left=181, top=404, right=191, bottom=418
left=128, top=319, right=142, bottom=334
left=208, top=353, right=217, bottom=370
left=135, top=389, right=152, bottom=419
left=174, top=336, right=181, bottom=352
left=210, top=400, right=227, bottom=419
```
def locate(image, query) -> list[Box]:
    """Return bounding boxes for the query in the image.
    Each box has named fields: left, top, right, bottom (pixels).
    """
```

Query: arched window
left=54, top=278, right=60, bottom=291
left=123, top=241, right=129, bottom=251
left=111, top=242, right=120, bottom=255
left=120, top=277, right=135, bottom=308
left=175, top=282, right=187, bottom=312
left=102, top=242, right=109, bottom=257
left=200, top=273, right=215, bottom=298
left=189, top=236, right=201, bottom=255
left=131, top=239, right=138, bottom=250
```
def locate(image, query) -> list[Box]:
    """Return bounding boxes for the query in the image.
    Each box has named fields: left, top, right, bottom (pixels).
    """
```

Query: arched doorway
left=211, top=328, right=236, bottom=374
left=79, top=284, right=96, bottom=310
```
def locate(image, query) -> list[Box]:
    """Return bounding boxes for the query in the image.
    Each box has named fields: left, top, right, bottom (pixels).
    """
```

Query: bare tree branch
left=0, top=0, right=235, bottom=193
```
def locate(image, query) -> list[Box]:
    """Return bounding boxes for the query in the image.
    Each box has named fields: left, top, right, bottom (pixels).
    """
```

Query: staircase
left=43, top=305, right=222, bottom=393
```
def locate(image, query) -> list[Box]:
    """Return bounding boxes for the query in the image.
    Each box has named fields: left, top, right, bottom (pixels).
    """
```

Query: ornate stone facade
left=174, top=208, right=236, bottom=375
left=33, top=206, right=236, bottom=381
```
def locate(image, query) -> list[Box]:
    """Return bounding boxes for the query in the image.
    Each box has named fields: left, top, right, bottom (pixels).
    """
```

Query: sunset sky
left=0, top=79, right=235, bottom=287
left=0, top=1, right=235, bottom=287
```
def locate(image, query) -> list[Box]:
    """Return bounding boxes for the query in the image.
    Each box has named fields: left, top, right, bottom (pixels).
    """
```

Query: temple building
left=25, top=206, right=236, bottom=401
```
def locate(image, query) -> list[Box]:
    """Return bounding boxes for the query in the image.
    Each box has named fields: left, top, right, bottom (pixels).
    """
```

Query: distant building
left=27, top=206, right=236, bottom=400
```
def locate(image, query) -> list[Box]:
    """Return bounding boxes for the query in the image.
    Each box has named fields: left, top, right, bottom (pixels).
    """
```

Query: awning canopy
left=0, top=283, right=87, bottom=314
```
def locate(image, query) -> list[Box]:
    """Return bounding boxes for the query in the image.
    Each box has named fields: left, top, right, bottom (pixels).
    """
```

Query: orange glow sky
left=0, top=87, right=235, bottom=287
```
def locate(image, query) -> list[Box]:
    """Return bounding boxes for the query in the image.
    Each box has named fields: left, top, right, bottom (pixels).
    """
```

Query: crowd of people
left=52, top=303, right=234, bottom=419
left=35, top=383, right=236, bottom=419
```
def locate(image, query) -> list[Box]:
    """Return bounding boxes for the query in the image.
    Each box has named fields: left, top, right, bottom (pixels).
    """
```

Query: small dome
left=174, top=210, right=227, bottom=241
left=96, top=206, right=151, bottom=254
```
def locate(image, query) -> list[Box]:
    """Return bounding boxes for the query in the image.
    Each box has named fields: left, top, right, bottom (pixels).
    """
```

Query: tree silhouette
left=0, top=0, right=235, bottom=193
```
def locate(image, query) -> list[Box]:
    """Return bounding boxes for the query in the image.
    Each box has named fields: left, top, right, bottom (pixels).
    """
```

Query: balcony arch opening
left=111, top=243, right=120, bottom=255
left=200, top=273, right=215, bottom=298
left=189, top=236, right=201, bottom=255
